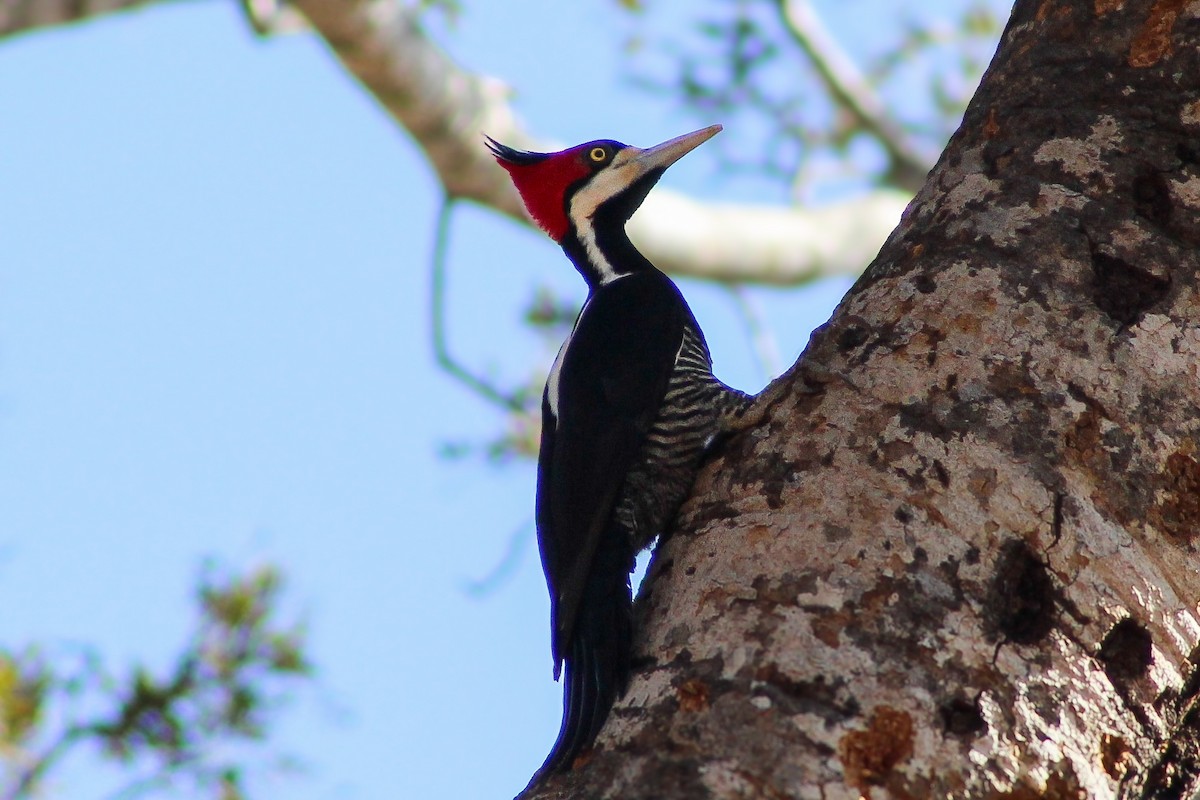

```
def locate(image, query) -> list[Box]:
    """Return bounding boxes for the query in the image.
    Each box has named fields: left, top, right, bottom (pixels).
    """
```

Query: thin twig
left=104, top=771, right=175, bottom=800
left=4, top=724, right=90, bottom=800
left=775, top=0, right=932, bottom=191
left=461, top=519, right=535, bottom=598
left=429, top=197, right=526, bottom=412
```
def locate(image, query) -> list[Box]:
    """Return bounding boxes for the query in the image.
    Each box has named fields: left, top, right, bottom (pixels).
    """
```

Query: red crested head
left=486, top=139, right=608, bottom=242
left=486, top=126, right=722, bottom=251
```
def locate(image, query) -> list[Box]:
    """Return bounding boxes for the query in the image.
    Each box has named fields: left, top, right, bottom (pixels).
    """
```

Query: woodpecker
left=488, top=125, right=753, bottom=779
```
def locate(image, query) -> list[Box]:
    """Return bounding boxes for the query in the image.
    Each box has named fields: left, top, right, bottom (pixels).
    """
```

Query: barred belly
left=613, top=325, right=752, bottom=551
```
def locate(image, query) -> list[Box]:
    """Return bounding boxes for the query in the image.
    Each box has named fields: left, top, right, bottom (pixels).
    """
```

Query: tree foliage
left=0, top=563, right=309, bottom=800
left=627, top=0, right=1001, bottom=193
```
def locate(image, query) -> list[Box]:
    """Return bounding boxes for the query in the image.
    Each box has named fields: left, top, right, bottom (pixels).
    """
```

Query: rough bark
left=522, top=0, right=1200, bottom=797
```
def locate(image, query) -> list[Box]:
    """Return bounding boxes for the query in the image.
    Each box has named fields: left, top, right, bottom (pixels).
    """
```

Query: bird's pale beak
left=628, top=125, right=722, bottom=173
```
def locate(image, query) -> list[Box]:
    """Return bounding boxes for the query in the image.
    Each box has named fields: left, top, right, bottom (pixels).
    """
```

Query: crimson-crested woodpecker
left=488, top=125, right=753, bottom=778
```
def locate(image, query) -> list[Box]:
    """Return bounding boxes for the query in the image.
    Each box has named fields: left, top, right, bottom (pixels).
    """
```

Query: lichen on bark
left=521, top=0, right=1200, bottom=797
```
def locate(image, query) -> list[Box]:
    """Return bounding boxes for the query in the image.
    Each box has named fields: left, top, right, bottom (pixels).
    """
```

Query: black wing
left=535, top=272, right=687, bottom=670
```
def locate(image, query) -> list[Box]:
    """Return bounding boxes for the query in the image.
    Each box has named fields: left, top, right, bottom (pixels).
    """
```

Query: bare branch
left=627, top=189, right=908, bottom=286
left=3, top=725, right=90, bottom=800
left=461, top=519, right=535, bottom=598
left=429, top=198, right=529, bottom=412
left=289, top=0, right=532, bottom=218
left=0, top=0, right=160, bottom=37
left=287, top=0, right=901, bottom=286
left=775, top=0, right=933, bottom=191
left=1, top=0, right=903, bottom=286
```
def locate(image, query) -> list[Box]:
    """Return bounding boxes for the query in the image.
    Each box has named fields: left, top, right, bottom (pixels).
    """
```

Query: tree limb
left=0, top=0, right=158, bottom=37
left=1, top=0, right=906, bottom=287
left=289, top=0, right=906, bottom=285
left=776, top=0, right=935, bottom=191
left=626, top=188, right=908, bottom=286
left=430, top=196, right=529, bottom=412
left=3, top=725, right=90, bottom=800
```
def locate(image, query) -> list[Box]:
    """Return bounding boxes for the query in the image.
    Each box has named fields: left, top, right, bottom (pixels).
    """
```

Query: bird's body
left=488, top=126, right=751, bottom=781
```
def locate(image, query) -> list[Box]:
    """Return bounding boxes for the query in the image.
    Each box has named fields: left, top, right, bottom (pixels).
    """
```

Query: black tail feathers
left=535, top=531, right=634, bottom=780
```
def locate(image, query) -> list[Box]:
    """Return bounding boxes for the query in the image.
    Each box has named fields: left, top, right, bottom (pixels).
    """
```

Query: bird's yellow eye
left=589, top=147, right=608, bottom=163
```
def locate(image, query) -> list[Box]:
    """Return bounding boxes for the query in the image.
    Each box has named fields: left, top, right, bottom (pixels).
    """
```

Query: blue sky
left=0, top=2, right=1002, bottom=797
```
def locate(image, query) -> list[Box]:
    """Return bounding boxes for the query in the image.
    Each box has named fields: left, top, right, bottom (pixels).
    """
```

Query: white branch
left=288, top=0, right=901, bottom=285
left=289, top=0, right=532, bottom=219
left=2, top=0, right=907, bottom=286
left=628, top=189, right=907, bottom=286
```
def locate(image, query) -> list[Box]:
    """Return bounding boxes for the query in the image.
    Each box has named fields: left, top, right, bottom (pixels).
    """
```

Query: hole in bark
left=987, top=540, right=1056, bottom=645
left=1090, top=250, right=1170, bottom=325
left=940, top=695, right=986, bottom=737
left=1133, top=168, right=1174, bottom=227
left=1097, top=617, right=1154, bottom=683
left=1179, top=140, right=1200, bottom=167
left=837, top=325, right=870, bottom=352
left=981, top=140, right=1015, bottom=176
left=913, top=273, right=937, bottom=293
left=630, top=652, right=658, bottom=672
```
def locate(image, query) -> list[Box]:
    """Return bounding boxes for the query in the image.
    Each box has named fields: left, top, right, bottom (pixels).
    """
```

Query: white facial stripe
left=575, top=219, right=617, bottom=284
left=566, top=149, right=646, bottom=285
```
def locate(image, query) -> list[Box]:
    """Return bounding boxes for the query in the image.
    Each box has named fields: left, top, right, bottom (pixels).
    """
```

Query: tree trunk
left=521, top=0, right=1200, bottom=797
